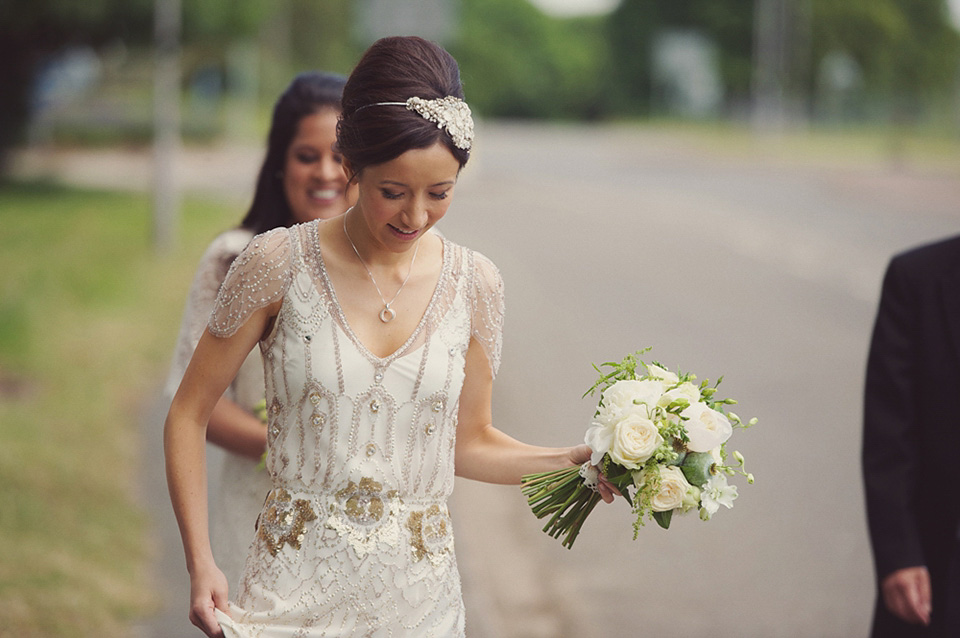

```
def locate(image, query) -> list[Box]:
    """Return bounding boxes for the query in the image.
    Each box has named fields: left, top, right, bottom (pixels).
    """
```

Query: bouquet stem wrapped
left=521, top=349, right=756, bottom=548
left=522, top=461, right=635, bottom=549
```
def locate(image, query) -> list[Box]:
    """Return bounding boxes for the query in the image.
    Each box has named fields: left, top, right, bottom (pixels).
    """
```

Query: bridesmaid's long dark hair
left=241, top=71, right=347, bottom=235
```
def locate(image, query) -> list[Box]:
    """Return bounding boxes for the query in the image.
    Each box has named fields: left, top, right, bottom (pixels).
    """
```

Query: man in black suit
left=863, top=235, right=960, bottom=637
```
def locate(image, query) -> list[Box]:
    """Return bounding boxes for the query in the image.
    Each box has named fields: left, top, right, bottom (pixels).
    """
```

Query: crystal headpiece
left=356, top=96, right=474, bottom=151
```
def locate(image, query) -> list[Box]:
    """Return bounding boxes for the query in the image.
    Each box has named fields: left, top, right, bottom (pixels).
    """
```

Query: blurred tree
left=451, top=0, right=609, bottom=119
left=0, top=0, right=271, bottom=169
left=809, top=0, right=960, bottom=120
left=287, top=0, right=357, bottom=76
left=607, top=0, right=959, bottom=120
left=0, top=0, right=148, bottom=165
left=605, top=0, right=753, bottom=115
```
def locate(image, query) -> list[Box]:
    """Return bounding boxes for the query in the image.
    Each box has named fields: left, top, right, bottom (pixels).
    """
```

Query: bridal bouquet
left=521, top=349, right=756, bottom=549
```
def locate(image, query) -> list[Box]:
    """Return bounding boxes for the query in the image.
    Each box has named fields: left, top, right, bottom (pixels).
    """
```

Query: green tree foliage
left=287, top=0, right=357, bottom=74
left=607, top=0, right=959, bottom=119
left=0, top=0, right=270, bottom=164
left=606, top=0, right=754, bottom=115
left=0, top=0, right=150, bottom=156
left=253, top=0, right=359, bottom=102
left=451, top=0, right=610, bottom=119
left=810, top=0, right=960, bottom=111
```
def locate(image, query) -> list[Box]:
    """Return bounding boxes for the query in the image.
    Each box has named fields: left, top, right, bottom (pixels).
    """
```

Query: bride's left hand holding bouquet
left=521, top=349, right=756, bottom=548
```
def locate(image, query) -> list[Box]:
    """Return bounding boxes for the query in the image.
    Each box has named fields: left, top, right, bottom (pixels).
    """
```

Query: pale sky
left=527, top=0, right=619, bottom=17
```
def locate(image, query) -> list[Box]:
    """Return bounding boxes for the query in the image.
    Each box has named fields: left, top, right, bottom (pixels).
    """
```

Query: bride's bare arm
left=164, top=301, right=278, bottom=637
left=453, top=339, right=615, bottom=501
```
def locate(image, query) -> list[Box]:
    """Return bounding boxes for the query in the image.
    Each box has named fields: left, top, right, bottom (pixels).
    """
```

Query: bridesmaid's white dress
left=166, top=227, right=272, bottom=590
left=207, top=220, right=504, bottom=637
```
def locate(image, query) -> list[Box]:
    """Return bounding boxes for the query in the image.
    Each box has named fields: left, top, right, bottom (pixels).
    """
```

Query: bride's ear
left=342, top=158, right=359, bottom=186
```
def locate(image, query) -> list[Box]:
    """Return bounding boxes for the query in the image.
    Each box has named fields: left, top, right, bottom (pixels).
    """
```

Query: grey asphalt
left=15, top=122, right=960, bottom=637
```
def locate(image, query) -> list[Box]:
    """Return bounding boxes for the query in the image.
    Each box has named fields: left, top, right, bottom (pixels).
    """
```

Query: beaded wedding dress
left=208, top=220, right=503, bottom=637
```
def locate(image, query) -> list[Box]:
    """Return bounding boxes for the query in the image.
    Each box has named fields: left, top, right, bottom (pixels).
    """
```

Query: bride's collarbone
left=342, top=298, right=430, bottom=358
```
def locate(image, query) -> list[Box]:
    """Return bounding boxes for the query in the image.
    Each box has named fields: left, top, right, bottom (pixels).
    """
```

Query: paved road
left=443, top=123, right=959, bottom=637
left=19, top=123, right=960, bottom=637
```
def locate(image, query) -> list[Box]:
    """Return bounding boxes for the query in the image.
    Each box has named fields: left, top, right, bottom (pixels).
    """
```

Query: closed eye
left=430, top=191, right=449, bottom=200
left=380, top=189, right=402, bottom=200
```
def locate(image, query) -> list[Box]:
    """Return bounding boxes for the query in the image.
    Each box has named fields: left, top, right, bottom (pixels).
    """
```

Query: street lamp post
left=153, top=0, right=181, bottom=252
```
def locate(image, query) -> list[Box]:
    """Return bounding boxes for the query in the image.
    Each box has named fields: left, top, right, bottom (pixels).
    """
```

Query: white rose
left=584, top=421, right=615, bottom=465
left=657, top=381, right=701, bottom=410
left=598, top=379, right=666, bottom=424
left=645, top=363, right=679, bottom=385
left=650, top=466, right=693, bottom=512
left=681, top=402, right=733, bottom=453
left=609, top=413, right=663, bottom=469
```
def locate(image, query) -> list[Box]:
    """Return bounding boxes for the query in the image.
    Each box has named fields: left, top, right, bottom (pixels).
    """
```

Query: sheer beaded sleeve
left=208, top=226, right=294, bottom=338
left=469, top=250, right=505, bottom=379
left=164, top=229, right=253, bottom=399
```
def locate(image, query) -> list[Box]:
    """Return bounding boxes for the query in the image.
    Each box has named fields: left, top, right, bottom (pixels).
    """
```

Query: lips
left=388, top=224, right=421, bottom=240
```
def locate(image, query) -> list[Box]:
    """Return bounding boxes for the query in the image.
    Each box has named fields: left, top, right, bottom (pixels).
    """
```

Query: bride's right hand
left=189, top=563, right=229, bottom=638
left=568, top=444, right=621, bottom=504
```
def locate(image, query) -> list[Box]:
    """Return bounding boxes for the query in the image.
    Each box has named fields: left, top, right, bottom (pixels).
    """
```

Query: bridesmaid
left=165, top=71, right=354, bottom=588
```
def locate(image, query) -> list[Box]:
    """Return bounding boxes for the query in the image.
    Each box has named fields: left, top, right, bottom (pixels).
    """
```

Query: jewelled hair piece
left=355, top=96, right=474, bottom=151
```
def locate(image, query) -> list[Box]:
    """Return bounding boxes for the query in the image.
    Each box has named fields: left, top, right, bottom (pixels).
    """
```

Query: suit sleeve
left=862, top=256, right=924, bottom=582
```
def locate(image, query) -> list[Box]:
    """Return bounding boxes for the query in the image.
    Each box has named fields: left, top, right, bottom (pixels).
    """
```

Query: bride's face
left=350, top=142, right=459, bottom=253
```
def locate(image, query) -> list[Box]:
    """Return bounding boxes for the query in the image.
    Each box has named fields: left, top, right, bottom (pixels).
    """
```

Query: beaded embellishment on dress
left=208, top=220, right=504, bottom=637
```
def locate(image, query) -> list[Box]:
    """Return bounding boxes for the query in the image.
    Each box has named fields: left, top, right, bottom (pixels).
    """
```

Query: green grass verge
left=0, top=180, right=237, bottom=637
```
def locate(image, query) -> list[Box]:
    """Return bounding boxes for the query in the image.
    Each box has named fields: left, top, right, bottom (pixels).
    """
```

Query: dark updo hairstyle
left=241, top=71, right=347, bottom=235
left=337, top=36, right=470, bottom=178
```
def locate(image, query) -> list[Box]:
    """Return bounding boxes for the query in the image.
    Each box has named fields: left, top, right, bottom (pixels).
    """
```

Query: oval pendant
left=379, top=305, right=396, bottom=323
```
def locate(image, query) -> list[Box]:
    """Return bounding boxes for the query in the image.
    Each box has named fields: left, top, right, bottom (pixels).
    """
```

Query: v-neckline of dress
left=309, top=221, right=450, bottom=366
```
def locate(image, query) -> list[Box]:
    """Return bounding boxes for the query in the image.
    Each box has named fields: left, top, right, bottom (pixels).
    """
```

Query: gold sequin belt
left=257, top=480, right=453, bottom=564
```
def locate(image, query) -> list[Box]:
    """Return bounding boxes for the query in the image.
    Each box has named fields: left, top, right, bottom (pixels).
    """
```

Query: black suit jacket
left=863, top=234, right=960, bottom=636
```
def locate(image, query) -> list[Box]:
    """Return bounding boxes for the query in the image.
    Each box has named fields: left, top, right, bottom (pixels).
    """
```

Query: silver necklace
left=342, top=212, right=421, bottom=323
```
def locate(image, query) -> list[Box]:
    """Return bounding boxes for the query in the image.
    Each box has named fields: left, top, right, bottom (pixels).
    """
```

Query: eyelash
left=379, top=190, right=450, bottom=201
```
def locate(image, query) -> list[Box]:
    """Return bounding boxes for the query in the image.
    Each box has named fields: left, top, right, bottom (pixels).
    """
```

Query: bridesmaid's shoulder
left=203, top=227, right=256, bottom=261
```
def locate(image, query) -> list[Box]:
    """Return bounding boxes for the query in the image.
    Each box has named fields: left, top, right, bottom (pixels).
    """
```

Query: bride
left=164, top=35, right=616, bottom=638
